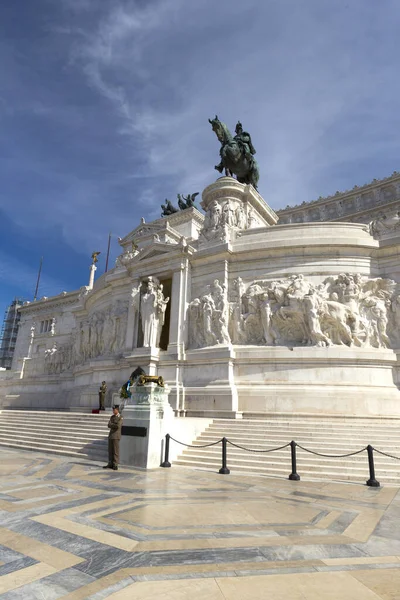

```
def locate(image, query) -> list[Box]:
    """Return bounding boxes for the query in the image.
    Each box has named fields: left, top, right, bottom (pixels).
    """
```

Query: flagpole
left=33, top=256, right=43, bottom=301
left=105, top=233, right=111, bottom=273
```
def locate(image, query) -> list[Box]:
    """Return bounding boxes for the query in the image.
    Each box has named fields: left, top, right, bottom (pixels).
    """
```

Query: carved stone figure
left=115, top=246, right=139, bottom=269
left=140, top=277, right=170, bottom=348
left=369, top=212, right=400, bottom=237
left=235, top=204, right=246, bottom=229
left=50, top=318, right=56, bottom=336
left=211, top=202, right=222, bottom=229
left=229, top=277, right=246, bottom=343
left=189, top=273, right=396, bottom=350
left=131, top=285, right=141, bottom=311
left=189, top=279, right=231, bottom=348
left=156, top=284, right=169, bottom=347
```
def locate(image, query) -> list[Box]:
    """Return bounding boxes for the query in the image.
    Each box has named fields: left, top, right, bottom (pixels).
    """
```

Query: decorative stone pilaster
left=167, top=261, right=190, bottom=359
left=125, top=280, right=141, bottom=350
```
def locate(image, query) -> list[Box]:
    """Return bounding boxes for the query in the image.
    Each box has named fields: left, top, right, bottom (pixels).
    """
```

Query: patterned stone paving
left=0, top=449, right=400, bottom=598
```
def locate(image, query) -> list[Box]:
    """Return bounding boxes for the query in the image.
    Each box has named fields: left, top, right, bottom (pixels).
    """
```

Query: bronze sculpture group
left=161, top=193, right=199, bottom=217
left=161, top=116, right=259, bottom=216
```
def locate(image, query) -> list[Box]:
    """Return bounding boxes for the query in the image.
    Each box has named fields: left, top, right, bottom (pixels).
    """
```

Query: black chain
left=296, top=443, right=367, bottom=458
left=167, top=436, right=400, bottom=462
left=372, top=447, right=400, bottom=461
left=168, top=436, right=223, bottom=448
left=226, top=440, right=292, bottom=453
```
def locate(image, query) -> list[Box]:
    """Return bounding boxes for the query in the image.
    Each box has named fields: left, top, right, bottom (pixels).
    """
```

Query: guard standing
left=103, top=405, right=123, bottom=470
left=98, top=381, right=107, bottom=411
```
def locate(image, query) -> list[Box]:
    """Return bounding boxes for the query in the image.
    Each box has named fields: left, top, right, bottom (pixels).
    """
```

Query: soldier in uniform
left=103, top=405, right=123, bottom=470
left=98, top=381, right=107, bottom=411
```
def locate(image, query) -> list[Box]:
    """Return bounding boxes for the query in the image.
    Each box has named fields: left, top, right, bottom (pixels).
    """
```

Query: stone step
left=0, top=433, right=107, bottom=452
left=0, top=440, right=107, bottom=460
left=0, top=409, right=110, bottom=418
left=0, top=414, right=110, bottom=423
left=0, top=429, right=108, bottom=445
left=0, top=410, right=109, bottom=461
left=178, top=447, right=399, bottom=467
left=0, top=423, right=108, bottom=436
left=197, top=432, right=400, bottom=444
left=214, top=413, right=400, bottom=427
left=174, top=452, right=400, bottom=475
left=202, top=423, right=400, bottom=433
left=173, top=459, right=400, bottom=484
left=174, top=417, right=400, bottom=483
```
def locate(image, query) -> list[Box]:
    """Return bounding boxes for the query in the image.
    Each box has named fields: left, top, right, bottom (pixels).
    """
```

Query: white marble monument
left=2, top=176, right=400, bottom=418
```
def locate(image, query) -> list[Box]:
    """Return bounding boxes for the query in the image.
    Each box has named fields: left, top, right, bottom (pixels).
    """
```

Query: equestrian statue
left=208, top=116, right=259, bottom=189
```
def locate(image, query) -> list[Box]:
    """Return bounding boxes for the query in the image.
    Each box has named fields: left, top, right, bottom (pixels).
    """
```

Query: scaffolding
left=0, top=298, right=25, bottom=369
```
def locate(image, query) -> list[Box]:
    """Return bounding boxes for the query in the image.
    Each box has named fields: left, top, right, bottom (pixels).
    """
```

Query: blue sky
left=1, top=0, right=400, bottom=320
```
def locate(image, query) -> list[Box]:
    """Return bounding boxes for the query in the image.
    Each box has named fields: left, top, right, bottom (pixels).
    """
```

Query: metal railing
left=160, top=434, right=400, bottom=487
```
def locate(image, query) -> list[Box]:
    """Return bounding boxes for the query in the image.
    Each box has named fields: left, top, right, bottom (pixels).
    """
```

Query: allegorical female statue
left=140, top=277, right=170, bottom=347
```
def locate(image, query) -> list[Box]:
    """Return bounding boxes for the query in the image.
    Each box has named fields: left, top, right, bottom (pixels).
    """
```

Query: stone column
left=88, top=264, right=97, bottom=290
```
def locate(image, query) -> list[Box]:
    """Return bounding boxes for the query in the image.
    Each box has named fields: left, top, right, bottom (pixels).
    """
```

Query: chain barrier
left=227, top=440, right=291, bottom=453
left=162, top=434, right=399, bottom=487
left=372, top=447, right=400, bottom=461
left=168, top=435, right=223, bottom=449
left=295, top=443, right=368, bottom=459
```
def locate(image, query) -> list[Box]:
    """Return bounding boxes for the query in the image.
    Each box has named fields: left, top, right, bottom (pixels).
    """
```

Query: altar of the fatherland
left=2, top=173, right=400, bottom=419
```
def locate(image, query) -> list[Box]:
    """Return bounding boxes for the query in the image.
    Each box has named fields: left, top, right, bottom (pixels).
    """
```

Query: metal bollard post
left=366, top=445, right=380, bottom=487
left=288, top=440, right=300, bottom=481
left=160, top=433, right=172, bottom=468
left=219, top=437, right=230, bottom=474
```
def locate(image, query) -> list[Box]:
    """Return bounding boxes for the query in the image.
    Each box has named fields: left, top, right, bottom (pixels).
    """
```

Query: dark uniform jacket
left=108, top=414, right=123, bottom=440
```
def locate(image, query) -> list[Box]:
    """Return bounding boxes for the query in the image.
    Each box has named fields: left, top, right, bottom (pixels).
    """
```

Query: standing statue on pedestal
left=208, top=116, right=259, bottom=189
left=99, top=381, right=107, bottom=411
left=140, top=277, right=170, bottom=348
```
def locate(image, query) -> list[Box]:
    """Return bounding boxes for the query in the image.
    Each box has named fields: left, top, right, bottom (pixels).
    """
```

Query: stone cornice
left=277, top=171, right=400, bottom=215
left=19, top=291, right=80, bottom=314
left=120, top=207, right=204, bottom=247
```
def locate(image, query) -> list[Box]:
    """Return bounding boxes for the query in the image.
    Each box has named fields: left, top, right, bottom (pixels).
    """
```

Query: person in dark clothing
left=103, top=405, right=123, bottom=470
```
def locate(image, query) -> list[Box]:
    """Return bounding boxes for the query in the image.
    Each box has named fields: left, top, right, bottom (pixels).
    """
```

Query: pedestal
left=120, top=383, right=173, bottom=468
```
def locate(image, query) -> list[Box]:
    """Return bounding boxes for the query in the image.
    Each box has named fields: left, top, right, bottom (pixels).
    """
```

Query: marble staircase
left=174, top=416, right=400, bottom=484
left=0, top=410, right=109, bottom=461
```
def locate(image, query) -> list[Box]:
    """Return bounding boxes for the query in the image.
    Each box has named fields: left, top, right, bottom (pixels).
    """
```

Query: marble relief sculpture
left=140, top=277, right=170, bottom=348
left=188, top=279, right=230, bottom=349
left=43, top=300, right=129, bottom=374
left=200, top=198, right=248, bottom=243
left=189, top=273, right=396, bottom=350
left=369, top=211, right=400, bottom=237
left=115, top=244, right=140, bottom=269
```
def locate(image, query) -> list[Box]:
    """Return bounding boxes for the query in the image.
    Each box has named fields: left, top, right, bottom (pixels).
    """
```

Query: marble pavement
left=0, top=449, right=400, bottom=598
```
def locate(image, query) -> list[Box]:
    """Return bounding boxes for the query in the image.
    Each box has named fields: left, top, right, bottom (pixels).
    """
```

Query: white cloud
left=66, top=0, right=400, bottom=212
left=2, top=0, right=400, bottom=260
